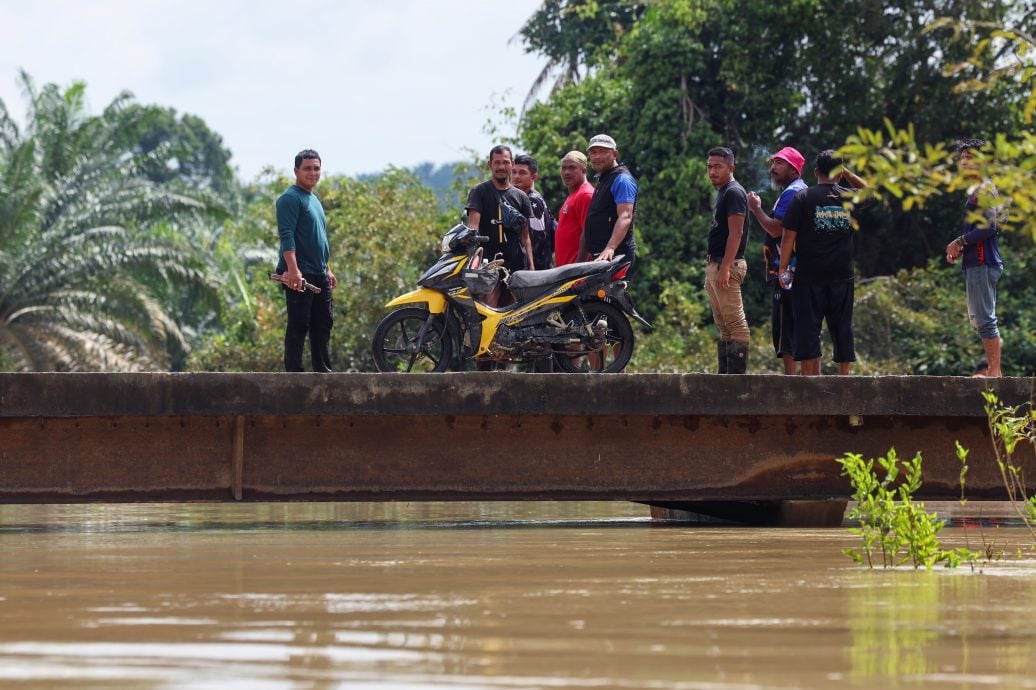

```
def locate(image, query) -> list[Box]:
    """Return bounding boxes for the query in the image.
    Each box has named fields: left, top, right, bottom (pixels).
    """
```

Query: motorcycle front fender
left=385, top=288, right=447, bottom=314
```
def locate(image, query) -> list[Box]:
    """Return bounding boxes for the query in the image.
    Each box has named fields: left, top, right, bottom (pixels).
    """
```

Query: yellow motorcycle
left=372, top=224, right=650, bottom=372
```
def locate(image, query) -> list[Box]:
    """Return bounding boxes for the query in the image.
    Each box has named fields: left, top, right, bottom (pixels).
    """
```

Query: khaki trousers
left=704, top=259, right=750, bottom=343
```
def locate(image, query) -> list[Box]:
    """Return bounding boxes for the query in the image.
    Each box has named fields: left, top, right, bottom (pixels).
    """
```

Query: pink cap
left=771, top=146, right=805, bottom=175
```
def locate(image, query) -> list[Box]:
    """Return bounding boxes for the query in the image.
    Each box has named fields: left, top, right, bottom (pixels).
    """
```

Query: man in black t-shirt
left=705, top=146, right=751, bottom=374
left=465, top=145, right=535, bottom=288
left=779, top=150, right=868, bottom=376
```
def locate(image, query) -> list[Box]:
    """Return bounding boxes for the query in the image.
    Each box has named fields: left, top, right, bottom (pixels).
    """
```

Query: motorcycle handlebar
left=476, top=235, right=490, bottom=244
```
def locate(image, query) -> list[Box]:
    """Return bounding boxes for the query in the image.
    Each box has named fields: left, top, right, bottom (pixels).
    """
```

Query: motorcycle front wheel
left=372, top=307, right=453, bottom=373
left=553, top=301, right=634, bottom=373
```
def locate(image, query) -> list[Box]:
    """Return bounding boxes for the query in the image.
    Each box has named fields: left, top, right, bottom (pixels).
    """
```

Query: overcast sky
left=0, top=0, right=546, bottom=180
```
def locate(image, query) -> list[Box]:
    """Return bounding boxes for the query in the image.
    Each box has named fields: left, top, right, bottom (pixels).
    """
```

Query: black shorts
left=791, top=280, right=855, bottom=363
left=770, top=284, right=794, bottom=357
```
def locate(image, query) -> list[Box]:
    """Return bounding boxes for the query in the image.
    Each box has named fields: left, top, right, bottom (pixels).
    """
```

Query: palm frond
left=0, top=74, right=225, bottom=371
left=0, top=98, right=21, bottom=152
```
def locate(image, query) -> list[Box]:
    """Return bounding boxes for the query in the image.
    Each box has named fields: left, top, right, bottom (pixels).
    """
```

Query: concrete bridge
left=1, top=373, right=1033, bottom=525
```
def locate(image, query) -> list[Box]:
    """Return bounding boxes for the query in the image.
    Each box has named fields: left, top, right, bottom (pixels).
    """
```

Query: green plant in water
left=956, top=440, right=969, bottom=506
left=839, top=449, right=976, bottom=569
left=981, top=391, right=1036, bottom=542
left=955, top=440, right=998, bottom=562
left=955, top=439, right=1007, bottom=562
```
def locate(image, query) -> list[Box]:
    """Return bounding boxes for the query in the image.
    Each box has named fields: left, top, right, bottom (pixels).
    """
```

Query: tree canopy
left=113, top=104, right=237, bottom=197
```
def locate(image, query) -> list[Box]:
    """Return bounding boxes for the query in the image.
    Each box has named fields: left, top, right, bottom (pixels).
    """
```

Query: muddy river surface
left=1, top=502, right=1034, bottom=689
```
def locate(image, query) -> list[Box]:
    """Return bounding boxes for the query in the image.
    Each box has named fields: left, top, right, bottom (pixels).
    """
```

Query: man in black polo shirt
left=705, top=146, right=750, bottom=374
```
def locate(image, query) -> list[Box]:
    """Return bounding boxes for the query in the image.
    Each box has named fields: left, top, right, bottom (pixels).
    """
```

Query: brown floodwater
left=0, top=502, right=1034, bottom=689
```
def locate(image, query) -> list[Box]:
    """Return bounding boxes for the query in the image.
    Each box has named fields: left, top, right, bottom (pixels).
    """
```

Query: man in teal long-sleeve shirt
left=276, top=149, right=337, bottom=372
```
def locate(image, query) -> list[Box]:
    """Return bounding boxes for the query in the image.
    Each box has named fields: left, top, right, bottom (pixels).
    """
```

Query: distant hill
left=358, top=160, right=480, bottom=210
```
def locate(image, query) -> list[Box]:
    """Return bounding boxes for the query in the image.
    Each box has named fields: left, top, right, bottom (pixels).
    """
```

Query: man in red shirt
left=553, top=151, right=595, bottom=265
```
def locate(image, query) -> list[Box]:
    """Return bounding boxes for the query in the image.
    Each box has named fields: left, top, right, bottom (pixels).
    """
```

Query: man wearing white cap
left=581, top=134, right=637, bottom=267
left=748, top=146, right=807, bottom=374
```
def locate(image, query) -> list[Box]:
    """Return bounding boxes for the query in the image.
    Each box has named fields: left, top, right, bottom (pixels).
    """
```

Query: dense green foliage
left=517, top=0, right=1036, bottom=374
left=837, top=20, right=1036, bottom=375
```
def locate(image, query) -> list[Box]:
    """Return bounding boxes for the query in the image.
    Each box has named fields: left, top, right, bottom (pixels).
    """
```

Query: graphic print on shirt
left=814, top=205, right=851, bottom=233
left=528, top=198, right=546, bottom=234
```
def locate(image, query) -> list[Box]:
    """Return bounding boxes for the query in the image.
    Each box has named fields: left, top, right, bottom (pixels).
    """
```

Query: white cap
left=587, top=134, right=617, bottom=150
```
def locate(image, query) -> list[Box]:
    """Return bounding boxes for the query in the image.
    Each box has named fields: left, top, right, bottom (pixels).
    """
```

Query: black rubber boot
left=727, top=341, right=749, bottom=374
left=716, top=341, right=729, bottom=374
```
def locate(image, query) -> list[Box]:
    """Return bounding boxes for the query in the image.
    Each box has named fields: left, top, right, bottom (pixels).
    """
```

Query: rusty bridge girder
left=0, top=373, right=1032, bottom=510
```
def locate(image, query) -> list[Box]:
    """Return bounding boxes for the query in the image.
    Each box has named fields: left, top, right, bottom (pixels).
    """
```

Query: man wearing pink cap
left=748, top=147, right=807, bottom=374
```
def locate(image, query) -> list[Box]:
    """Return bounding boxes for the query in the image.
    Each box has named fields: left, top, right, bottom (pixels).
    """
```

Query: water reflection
left=848, top=559, right=1036, bottom=687
left=849, top=574, right=945, bottom=683
left=0, top=501, right=648, bottom=533
left=0, top=502, right=1034, bottom=689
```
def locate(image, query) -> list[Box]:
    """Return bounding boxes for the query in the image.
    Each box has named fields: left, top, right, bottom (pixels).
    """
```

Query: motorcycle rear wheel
left=553, top=301, right=634, bottom=373
left=372, top=307, right=453, bottom=373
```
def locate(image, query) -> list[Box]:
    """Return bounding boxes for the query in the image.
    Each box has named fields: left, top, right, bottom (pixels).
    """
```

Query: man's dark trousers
left=283, top=272, right=333, bottom=372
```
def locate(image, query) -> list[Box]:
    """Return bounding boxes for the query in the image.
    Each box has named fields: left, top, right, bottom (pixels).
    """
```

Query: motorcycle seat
left=509, top=256, right=624, bottom=291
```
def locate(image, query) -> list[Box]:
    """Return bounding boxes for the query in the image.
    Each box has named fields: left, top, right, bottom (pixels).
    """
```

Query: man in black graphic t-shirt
left=780, top=150, right=868, bottom=376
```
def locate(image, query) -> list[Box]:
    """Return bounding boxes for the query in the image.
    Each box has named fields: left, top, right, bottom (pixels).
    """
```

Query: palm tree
left=0, top=71, right=218, bottom=371
left=514, top=0, right=645, bottom=120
